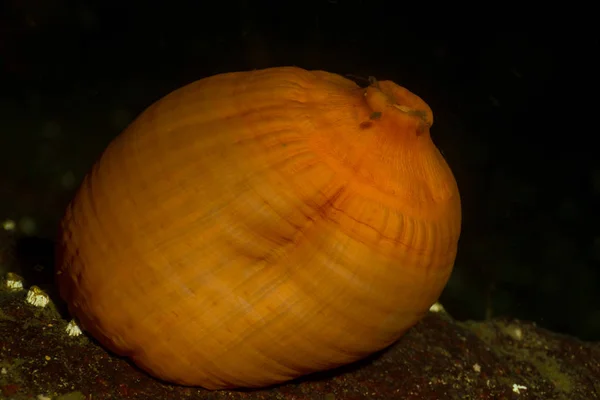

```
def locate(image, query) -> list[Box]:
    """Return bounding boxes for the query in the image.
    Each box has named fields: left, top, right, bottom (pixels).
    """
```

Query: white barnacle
left=25, top=285, right=50, bottom=308
left=512, top=383, right=527, bottom=394
left=5, top=272, right=24, bottom=291
left=65, top=319, right=83, bottom=337
left=429, top=302, right=446, bottom=313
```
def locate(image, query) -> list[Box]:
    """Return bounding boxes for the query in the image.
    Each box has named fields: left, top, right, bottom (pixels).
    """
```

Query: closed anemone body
left=56, top=66, right=462, bottom=390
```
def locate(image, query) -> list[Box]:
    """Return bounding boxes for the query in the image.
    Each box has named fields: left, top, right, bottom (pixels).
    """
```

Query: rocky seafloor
left=1, top=229, right=598, bottom=400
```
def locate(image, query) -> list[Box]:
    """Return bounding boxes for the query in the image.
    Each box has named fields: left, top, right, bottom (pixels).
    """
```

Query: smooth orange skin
left=56, top=67, right=461, bottom=390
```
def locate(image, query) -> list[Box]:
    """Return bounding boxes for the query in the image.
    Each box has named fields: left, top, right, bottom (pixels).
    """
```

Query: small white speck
left=5, top=272, right=24, bottom=291
left=66, top=319, right=83, bottom=337
left=473, top=363, right=481, bottom=373
left=26, top=286, right=50, bottom=308
left=512, top=383, right=527, bottom=394
left=429, top=302, right=445, bottom=313
left=2, top=219, right=15, bottom=231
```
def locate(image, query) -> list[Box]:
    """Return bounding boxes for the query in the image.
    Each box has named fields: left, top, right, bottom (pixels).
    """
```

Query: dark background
left=1, top=1, right=598, bottom=340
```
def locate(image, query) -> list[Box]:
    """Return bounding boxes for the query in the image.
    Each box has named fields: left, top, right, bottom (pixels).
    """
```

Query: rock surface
left=1, top=265, right=598, bottom=400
